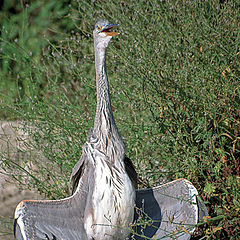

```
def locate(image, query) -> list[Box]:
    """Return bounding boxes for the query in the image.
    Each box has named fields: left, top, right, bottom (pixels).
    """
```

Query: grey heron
left=13, top=19, right=207, bottom=240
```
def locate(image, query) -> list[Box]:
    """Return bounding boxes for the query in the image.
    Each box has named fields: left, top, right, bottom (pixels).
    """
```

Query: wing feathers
left=124, top=155, right=138, bottom=189
left=70, top=151, right=87, bottom=194
left=131, top=179, right=207, bottom=240
left=14, top=199, right=88, bottom=240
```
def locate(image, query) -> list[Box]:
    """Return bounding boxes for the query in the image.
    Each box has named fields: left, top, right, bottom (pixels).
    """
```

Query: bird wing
left=14, top=167, right=89, bottom=240
left=124, top=155, right=138, bottom=189
left=70, top=149, right=88, bottom=194
left=131, top=179, right=208, bottom=240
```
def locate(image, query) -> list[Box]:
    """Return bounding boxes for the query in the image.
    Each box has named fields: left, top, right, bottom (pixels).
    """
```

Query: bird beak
left=105, top=32, right=119, bottom=36
left=101, top=24, right=119, bottom=36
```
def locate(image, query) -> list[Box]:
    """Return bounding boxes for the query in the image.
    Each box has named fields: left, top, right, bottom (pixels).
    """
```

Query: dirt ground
left=0, top=181, right=40, bottom=240
left=0, top=121, right=41, bottom=240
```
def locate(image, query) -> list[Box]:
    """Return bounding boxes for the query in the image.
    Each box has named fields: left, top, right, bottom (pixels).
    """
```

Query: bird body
left=83, top=143, right=135, bottom=239
left=79, top=19, right=136, bottom=239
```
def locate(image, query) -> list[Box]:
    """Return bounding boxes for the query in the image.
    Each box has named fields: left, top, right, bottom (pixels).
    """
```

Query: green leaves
left=0, top=0, right=239, bottom=238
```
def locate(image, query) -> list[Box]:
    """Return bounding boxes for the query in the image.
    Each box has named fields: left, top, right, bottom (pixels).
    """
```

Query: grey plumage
left=14, top=163, right=89, bottom=239
left=131, top=179, right=208, bottom=239
left=13, top=19, right=207, bottom=240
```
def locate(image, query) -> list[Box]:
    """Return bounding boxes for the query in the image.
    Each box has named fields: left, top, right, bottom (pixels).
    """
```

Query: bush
left=0, top=0, right=239, bottom=239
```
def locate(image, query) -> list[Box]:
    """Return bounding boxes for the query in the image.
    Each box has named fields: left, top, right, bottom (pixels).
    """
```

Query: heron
left=13, top=19, right=207, bottom=240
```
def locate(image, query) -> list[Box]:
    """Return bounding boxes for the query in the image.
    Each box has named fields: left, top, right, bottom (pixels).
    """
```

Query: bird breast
left=84, top=150, right=135, bottom=240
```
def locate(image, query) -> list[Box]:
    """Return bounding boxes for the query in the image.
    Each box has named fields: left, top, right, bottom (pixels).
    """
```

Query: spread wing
left=14, top=166, right=89, bottom=240
left=131, top=179, right=208, bottom=240
left=14, top=153, right=207, bottom=240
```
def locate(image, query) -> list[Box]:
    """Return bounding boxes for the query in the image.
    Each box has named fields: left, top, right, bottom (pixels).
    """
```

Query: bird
left=70, top=19, right=137, bottom=239
left=13, top=19, right=207, bottom=240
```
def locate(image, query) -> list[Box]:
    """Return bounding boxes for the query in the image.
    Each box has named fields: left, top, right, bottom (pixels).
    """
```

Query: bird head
left=93, top=19, right=119, bottom=49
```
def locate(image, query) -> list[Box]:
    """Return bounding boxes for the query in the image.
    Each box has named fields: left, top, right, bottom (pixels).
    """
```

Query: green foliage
left=0, top=0, right=240, bottom=239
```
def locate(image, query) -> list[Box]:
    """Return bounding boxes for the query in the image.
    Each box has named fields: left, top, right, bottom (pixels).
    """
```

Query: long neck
left=93, top=42, right=121, bottom=142
left=94, top=45, right=111, bottom=126
left=92, top=39, right=125, bottom=163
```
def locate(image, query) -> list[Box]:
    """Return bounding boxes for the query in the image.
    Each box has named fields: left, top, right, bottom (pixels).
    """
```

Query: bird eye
left=97, top=26, right=101, bottom=31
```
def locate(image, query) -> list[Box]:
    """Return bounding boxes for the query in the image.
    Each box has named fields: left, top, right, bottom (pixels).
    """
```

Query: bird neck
left=94, top=46, right=111, bottom=121
left=94, top=45, right=115, bottom=133
left=93, top=43, right=124, bottom=155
